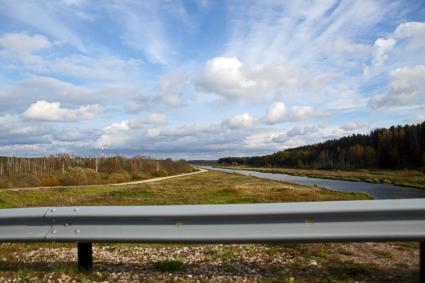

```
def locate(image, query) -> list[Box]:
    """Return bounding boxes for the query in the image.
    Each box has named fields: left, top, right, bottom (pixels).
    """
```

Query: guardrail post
left=77, top=242, right=93, bottom=272
left=421, top=242, right=425, bottom=283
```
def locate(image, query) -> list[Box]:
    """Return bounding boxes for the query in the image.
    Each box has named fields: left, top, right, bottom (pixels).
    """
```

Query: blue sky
left=0, top=0, right=424, bottom=159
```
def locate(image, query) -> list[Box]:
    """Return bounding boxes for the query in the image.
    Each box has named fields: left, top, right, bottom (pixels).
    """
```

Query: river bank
left=215, top=165, right=425, bottom=189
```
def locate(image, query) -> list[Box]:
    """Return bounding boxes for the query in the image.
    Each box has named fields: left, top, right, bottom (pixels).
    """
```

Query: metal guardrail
left=1, top=199, right=425, bottom=277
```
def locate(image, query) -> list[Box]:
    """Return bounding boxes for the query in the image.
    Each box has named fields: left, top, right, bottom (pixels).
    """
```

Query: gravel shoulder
left=0, top=242, right=419, bottom=282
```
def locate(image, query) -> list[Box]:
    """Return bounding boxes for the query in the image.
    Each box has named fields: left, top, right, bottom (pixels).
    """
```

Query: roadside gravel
left=0, top=242, right=419, bottom=282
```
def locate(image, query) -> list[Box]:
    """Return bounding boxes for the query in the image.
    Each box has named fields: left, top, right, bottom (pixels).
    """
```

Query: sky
left=0, top=0, right=424, bottom=159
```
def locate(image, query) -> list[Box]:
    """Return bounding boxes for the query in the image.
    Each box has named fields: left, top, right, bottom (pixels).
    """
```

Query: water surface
left=200, top=166, right=425, bottom=200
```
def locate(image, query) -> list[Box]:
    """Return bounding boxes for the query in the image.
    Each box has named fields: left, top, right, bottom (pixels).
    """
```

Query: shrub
left=40, top=176, right=61, bottom=187
left=59, top=167, right=88, bottom=186
left=84, top=168, right=102, bottom=185
left=107, top=170, right=131, bottom=183
left=131, top=172, right=150, bottom=180
left=152, top=169, right=168, bottom=177
left=8, top=173, right=40, bottom=188
left=0, top=177, right=8, bottom=189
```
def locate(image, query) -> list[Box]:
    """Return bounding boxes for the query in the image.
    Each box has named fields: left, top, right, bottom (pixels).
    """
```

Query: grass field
left=0, top=170, right=419, bottom=282
left=217, top=165, right=425, bottom=189
left=0, top=170, right=370, bottom=208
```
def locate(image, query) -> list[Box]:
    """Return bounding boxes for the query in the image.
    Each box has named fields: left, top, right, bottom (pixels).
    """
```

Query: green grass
left=0, top=171, right=371, bottom=208
left=217, top=165, right=425, bottom=189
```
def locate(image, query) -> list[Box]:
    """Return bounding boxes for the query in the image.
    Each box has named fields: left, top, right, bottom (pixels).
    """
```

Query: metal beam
left=0, top=199, right=425, bottom=243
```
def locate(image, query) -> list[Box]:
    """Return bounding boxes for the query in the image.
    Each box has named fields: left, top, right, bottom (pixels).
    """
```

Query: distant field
left=0, top=171, right=419, bottom=282
left=0, top=170, right=370, bottom=208
left=217, top=165, right=425, bottom=189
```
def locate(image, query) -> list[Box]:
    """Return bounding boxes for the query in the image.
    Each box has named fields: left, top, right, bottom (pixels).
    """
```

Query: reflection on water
left=200, top=166, right=425, bottom=200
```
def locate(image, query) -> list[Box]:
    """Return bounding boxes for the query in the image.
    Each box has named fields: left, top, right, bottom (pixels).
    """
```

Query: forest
left=0, top=155, right=193, bottom=189
left=218, top=121, right=425, bottom=170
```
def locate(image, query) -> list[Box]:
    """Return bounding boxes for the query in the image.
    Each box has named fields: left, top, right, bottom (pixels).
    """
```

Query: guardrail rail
left=1, top=199, right=425, bottom=279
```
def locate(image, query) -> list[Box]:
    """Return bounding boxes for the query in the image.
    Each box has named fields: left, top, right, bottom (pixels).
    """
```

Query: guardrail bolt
left=77, top=242, right=93, bottom=272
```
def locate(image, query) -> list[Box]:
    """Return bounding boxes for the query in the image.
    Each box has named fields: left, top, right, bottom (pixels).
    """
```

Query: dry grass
left=0, top=171, right=370, bottom=208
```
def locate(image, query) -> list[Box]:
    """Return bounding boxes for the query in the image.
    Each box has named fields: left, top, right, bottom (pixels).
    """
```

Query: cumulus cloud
left=372, top=38, right=396, bottom=67
left=0, top=76, right=141, bottom=114
left=222, top=113, right=257, bottom=129
left=264, top=102, right=328, bottom=124
left=23, top=100, right=100, bottom=122
left=364, top=21, right=425, bottom=76
left=368, top=65, right=425, bottom=108
left=197, top=57, right=321, bottom=99
left=394, top=21, right=425, bottom=49
left=96, top=121, right=131, bottom=149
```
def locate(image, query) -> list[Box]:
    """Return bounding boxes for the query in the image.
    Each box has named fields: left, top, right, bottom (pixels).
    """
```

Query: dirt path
left=1, top=168, right=208, bottom=192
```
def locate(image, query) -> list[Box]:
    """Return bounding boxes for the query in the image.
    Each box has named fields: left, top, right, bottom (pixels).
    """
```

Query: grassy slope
left=0, top=171, right=370, bottom=208
left=217, top=165, right=425, bottom=189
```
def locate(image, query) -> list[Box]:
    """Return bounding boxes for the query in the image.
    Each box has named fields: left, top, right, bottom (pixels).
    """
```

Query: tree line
left=0, top=155, right=193, bottom=188
left=218, top=121, right=425, bottom=170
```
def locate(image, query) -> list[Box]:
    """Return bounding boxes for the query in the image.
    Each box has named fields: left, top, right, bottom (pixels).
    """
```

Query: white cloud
left=265, top=102, right=286, bottom=124
left=0, top=114, right=51, bottom=146
left=341, top=121, right=370, bottom=131
left=0, top=32, right=51, bottom=51
left=0, top=76, right=141, bottom=114
left=0, top=37, right=143, bottom=81
left=102, top=1, right=192, bottom=64
left=394, top=21, right=425, bottom=49
left=270, top=125, right=362, bottom=148
left=372, top=38, right=396, bottom=67
left=326, top=38, right=372, bottom=54
left=23, top=100, right=100, bottom=122
left=0, top=32, right=52, bottom=65
left=264, top=102, right=328, bottom=124
left=222, top=113, right=256, bottom=129
left=96, top=120, right=130, bottom=148
left=197, top=57, right=321, bottom=99
left=364, top=21, right=425, bottom=76
left=138, top=113, right=168, bottom=125
left=0, top=2, right=86, bottom=51
left=127, top=72, right=187, bottom=112
left=49, top=55, right=143, bottom=81
left=368, top=65, right=425, bottom=108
